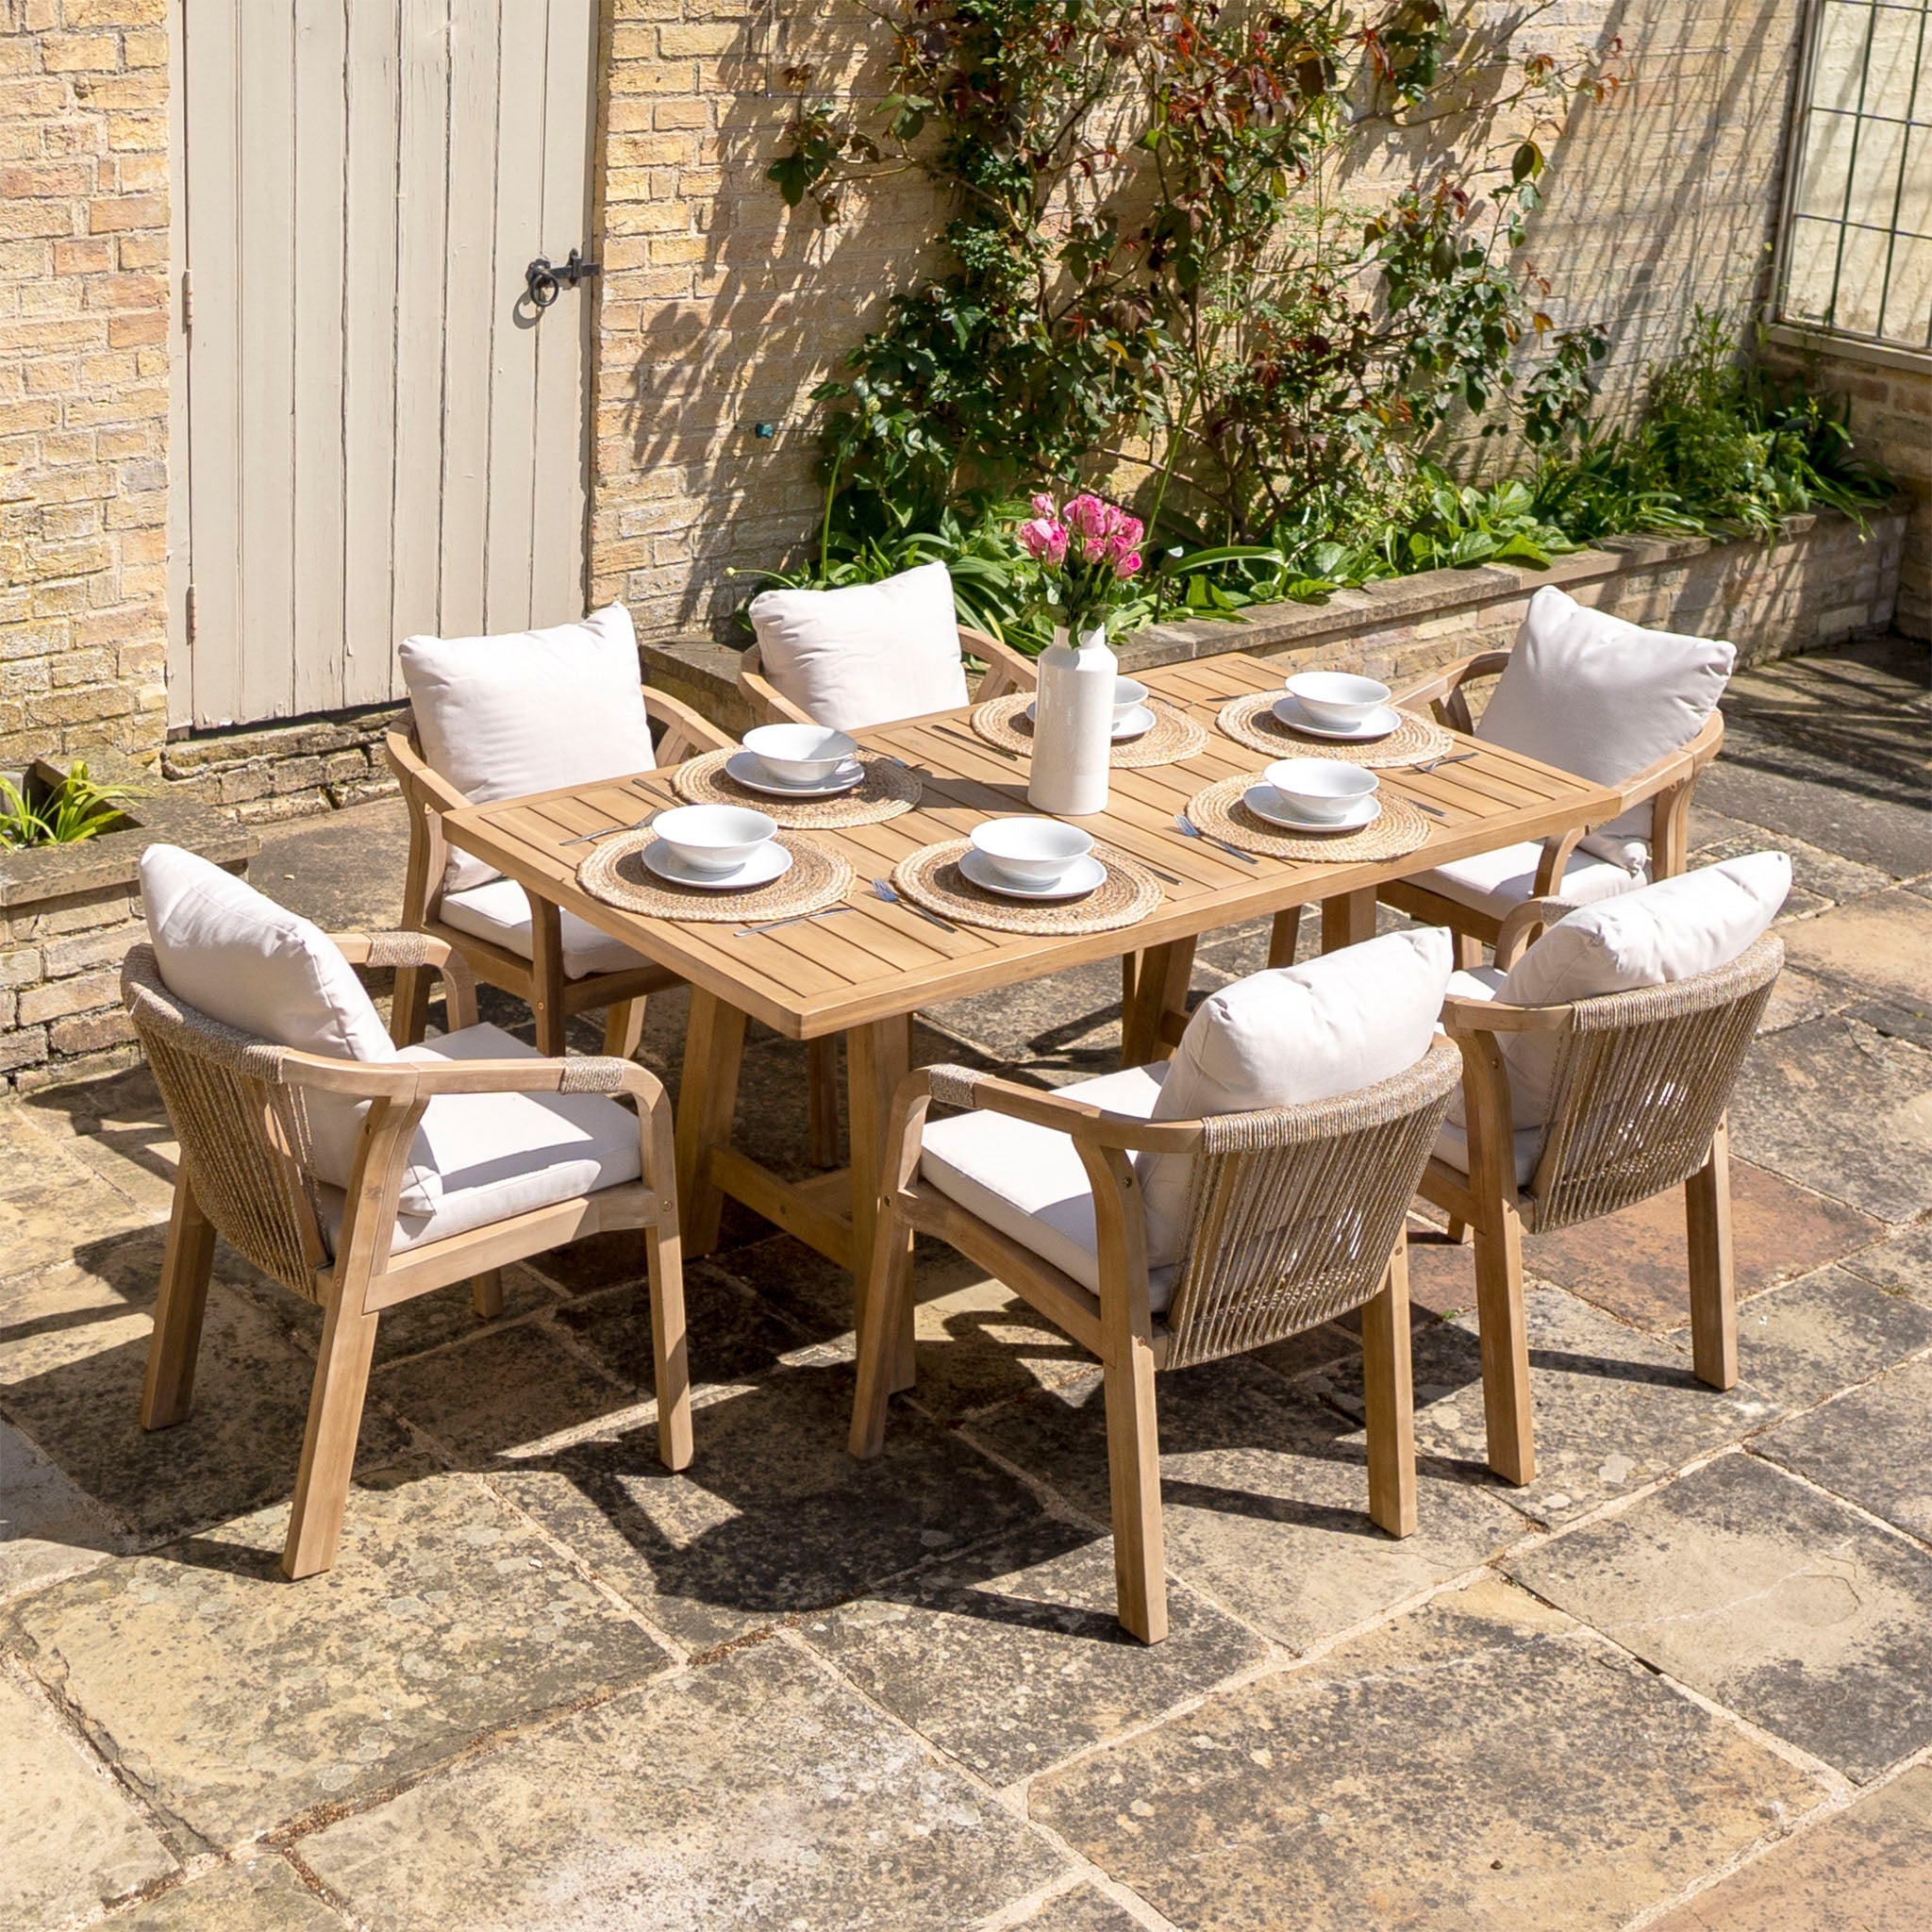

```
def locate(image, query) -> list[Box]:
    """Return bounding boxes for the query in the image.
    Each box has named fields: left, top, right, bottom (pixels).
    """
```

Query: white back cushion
left=1477, top=850, right=1790, bottom=1130
left=746, top=561, right=970, bottom=731
left=1478, top=585, right=1734, bottom=866
left=1140, top=928, right=1453, bottom=1266
left=400, top=604, right=655, bottom=892
left=140, top=845, right=437, bottom=1211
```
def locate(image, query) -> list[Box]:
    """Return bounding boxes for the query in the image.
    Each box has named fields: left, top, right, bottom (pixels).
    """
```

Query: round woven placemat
left=577, top=829, right=854, bottom=924
left=970, top=691, right=1210, bottom=769
left=1183, top=774, right=1434, bottom=862
left=1216, top=691, right=1456, bottom=768
left=891, top=839, right=1164, bottom=937
left=667, top=746, right=922, bottom=826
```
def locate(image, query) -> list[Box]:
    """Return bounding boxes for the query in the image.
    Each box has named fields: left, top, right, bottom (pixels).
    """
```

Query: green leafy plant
left=0, top=761, right=135, bottom=850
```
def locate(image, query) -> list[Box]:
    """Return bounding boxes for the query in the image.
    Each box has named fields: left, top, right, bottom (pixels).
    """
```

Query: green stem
left=818, top=447, right=845, bottom=579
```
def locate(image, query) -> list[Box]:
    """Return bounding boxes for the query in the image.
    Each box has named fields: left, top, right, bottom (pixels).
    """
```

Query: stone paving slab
left=1507, top=1453, right=1932, bottom=1781
left=0, top=1104, right=153, bottom=1278
left=1754, top=1354, right=1932, bottom=1543
left=1691, top=807, right=1897, bottom=909
left=554, top=1265, right=807, bottom=1395
left=0, top=1415, right=119, bottom=1603
left=1513, top=1159, right=1880, bottom=1333
left=1330, top=1284, right=1783, bottom=1525
left=1729, top=1015, right=1932, bottom=1224
left=1778, top=889, right=1932, bottom=1010
left=4, top=1460, right=671, bottom=1848
left=19, top=1063, right=181, bottom=1220
left=299, top=1638, right=1066, bottom=1932
left=1646, top=1762, right=1932, bottom=1931
left=104, top=1856, right=349, bottom=1930
left=491, top=1361, right=1044, bottom=1651
left=0, top=1668, right=177, bottom=1925
left=0, top=1237, right=408, bottom=1542
left=1009, top=1884, right=1148, bottom=1931
left=1726, top=1265, right=1932, bottom=1407
left=972, top=1357, right=1526, bottom=1652
left=796, top=1514, right=1271, bottom=1788
left=1840, top=1221, right=1932, bottom=1302
left=1029, top=1575, right=1819, bottom=1932
left=267, top=1260, right=557, bottom=1369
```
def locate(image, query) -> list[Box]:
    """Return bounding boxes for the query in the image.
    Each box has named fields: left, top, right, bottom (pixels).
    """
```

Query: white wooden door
left=170, top=0, right=599, bottom=730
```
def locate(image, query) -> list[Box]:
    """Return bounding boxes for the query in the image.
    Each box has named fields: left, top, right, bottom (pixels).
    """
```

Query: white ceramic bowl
left=1112, top=677, right=1150, bottom=725
left=1263, top=758, right=1379, bottom=823
left=969, top=817, right=1095, bottom=885
left=1285, top=671, right=1391, bottom=730
left=741, top=723, right=859, bottom=786
left=652, top=804, right=776, bottom=875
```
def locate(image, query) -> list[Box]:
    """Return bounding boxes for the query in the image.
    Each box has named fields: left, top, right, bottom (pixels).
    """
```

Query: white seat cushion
left=400, top=604, right=656, bottom=893
left=439, top=877, right=645, bottom=980
left=919, top=1065, right=1180, bottom=1311
left=1431, top=965, right=1540, bottom=1181
left=318, top=1023, right=642, bottom=1257
left=140, top=845, right=437, bottom=1214
left=746, top=561, right=970, bottom=731
left=1408, top=840, right=1649, bottom=924
left=1477, top=584, right=1733, bottom=864
left=1141, top=929, right=1453, bottom=1267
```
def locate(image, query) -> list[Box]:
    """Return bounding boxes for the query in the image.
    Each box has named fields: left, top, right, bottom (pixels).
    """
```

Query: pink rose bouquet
left=1016, top=491, right=1144, bottom=638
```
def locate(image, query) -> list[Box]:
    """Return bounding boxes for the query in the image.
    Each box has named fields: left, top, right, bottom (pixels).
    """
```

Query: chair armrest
left=1440, top=992, right=1575, bottom=1038
left=1492, top=896, right=1575, bottom=968
left=1603, top=709, right=1725, bottom=817
left=735, top=645, right=817, bottom=726
left=908, top=1064, right=1202, bottom=1152
left=1393, top=650, right=1511, bottom=730
left=962, top=625, right=1040, bottom=698
left=329, top=930, right=478, bottom=1029
left=384, top=728, right=472, bottom=817
left=645, top=686, right=735, bottom=760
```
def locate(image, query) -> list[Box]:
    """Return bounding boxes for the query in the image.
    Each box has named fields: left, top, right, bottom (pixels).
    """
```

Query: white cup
left=1286, top=671, right=1391, bottom=730
left=742, top=724, right=858, bottom=786
left=652, top=804, right=775, bottom=874
left=1112, top=678, right=1150, bottom=726
left=969, top=816, right=1094, bottom=884
left=1263, top=758, right=1379, bottom=824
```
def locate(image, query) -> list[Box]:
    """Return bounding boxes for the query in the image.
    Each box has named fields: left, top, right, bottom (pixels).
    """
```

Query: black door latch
left=525, top=247, right=601, bottom=309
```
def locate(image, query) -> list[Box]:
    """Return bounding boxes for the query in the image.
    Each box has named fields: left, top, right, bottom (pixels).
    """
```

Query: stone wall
left=0, top=0, right=170, bottom=772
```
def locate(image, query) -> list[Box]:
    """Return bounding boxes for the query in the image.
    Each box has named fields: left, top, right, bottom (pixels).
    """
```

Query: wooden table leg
left=847, top=1014, right=915, bottom=1392
left=674, top=990, right=747, bottom=1258
left=1266, top=907, right=1302, bottom=969
left=1122, top=937, right=1195, bottom=1064
left=1321, top=887, right=1377, bottom=953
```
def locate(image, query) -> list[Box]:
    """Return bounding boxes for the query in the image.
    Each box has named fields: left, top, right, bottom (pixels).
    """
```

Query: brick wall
left=0, top=0, right=170, bottom=771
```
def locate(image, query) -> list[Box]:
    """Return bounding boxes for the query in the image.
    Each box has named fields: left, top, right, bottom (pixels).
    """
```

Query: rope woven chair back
left=1160, top=1039, right=1461, bottom=1371
left=1526, top=934, right=1783, bottom=1235
left=121, top=946, right=325, bottom=1300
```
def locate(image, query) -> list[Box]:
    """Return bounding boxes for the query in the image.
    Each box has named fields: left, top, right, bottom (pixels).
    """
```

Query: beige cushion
left=746, top=561, right=970, bottom=731
left=440, top=877, right=645, bottom=980
left=140, top=845, right=438, bottom=1214
left=1431, top=966, right=1539, bottom=1182
left=919, top=1065, right=1179, bottom=1310
left=1407, top=839, right=1649, bottom=924
left=1477, top=584, right=1733, bottom=864
left=400, top=604, right=655, bottom=894
left=318, top=1023, right=641, bottom=1257
left=1141, top=929, right=1453, bottom=1267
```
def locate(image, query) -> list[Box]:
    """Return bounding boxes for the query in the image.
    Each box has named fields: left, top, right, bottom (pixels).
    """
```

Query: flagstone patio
left=2, top=636, right=1927, bottom=1931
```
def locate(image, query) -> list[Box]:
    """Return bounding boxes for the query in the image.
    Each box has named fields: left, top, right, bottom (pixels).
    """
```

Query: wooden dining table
left=441, top=648, right=1620, bottom=1324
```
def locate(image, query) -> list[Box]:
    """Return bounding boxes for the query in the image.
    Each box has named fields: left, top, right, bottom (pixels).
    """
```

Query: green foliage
left=0, top=761, right=134, bottom=850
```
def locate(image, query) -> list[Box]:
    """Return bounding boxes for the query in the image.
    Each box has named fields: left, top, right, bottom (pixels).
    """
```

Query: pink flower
left=1116, top=550, right=1143, bottom=577
left=1064, top=493, right=1110, bottom=542
left=1030, top=492, right=1059, bottom=520
left=1112, top=513, right=1145, bottom=552
left=1018, top=516, right=1068, bottom=566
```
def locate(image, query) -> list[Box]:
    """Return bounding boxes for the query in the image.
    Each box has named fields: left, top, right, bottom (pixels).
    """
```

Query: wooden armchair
left=1378, top=651, right=1726, bottom=962
left=123, top=934, right=691, bottom=1581
left=735, top=625, right=1039, bottom=727
left=1424, top=911, right=1784, bottom=1486
left=849, top=1041, right=1463, bottom=1641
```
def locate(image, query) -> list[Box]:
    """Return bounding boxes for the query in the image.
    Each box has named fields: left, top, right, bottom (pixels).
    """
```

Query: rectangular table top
left=442, top=650, right=1620, bottom=1041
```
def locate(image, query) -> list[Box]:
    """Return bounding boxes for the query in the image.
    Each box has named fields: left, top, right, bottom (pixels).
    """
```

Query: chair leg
left=807, top=1035, right=841, bottom=1169
left=1121, top=951, right=1138, bottom=1015
left=1102, top=1330, right=1168, bottom=1643
left=602, top=996, right=646, bottom=1060
left=1122, top=937, right=1194, bottom=1065
left=470, top=1269, right=505, bottom=1319
left=646, top=1218, right=693, bottom=1471
left=1360, top=1239, right=1418, bottom=1538
left=141, top=1174, right=218, bottom=1430
left=1266, top=907, right=1302, bottom=969
left=390, top=962, right=433, bottom=1047
left=848, top=1199, right=916, bottom=1459
left=1686, top=1115, right=1738, bottom=1390
left=674, top=991, right=747, bottom=1257
left=1472, top=1197, right=1535, bottom=1485
left=1445, top=1216, right=1469, bottom=1244
left=1453, top=930, right=1482, bottom=972
left=282, top=1285, right=381, bottom=1580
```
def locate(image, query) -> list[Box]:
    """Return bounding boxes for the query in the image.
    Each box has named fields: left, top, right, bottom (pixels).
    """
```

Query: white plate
left=641, top=839, right=793, bottom=891
left=958, top=849, right=1108, bottom=901
left=1243, top=786, right=1382, bottom=834
left=724, top=751, right=865, bottom=798
left=1022, top=702, right=1157, bottom=743
left=1271, top=695, right=1401, bottom=741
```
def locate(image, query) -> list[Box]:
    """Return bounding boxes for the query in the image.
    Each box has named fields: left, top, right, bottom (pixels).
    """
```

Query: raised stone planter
left=1, top=756, right=255, bottom=1093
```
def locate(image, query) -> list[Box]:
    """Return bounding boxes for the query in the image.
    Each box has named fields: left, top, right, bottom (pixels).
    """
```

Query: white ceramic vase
left=1027, top=623, right=1115, bottom=817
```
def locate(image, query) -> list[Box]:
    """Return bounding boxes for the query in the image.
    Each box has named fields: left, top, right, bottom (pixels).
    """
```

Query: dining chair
left=849, top=931, right=1461, bottom=1641
left=1424, top=851, right=1789, bottom=1485
left=125, top=847, right=690, bottom=1580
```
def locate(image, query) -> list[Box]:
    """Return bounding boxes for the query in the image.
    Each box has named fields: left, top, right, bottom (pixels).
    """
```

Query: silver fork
left=1414, top=751, right=1477, bottom=774
left=734, top=906, right=858, bottom=938
left=1173, top=813, right=1258, bottom=865
left=562, top=815, right=656, bottom=847
left=873, top=875, right=958, bottom=932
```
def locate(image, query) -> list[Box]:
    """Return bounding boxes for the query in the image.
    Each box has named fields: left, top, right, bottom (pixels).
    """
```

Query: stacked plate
left=960, top=819, right=1105, bottom=899
left=1243, top=759, right=1381, bottom=834
left=1273, top=671, right=1400, bottom=743
left=724, top=724, right=867, bottom=800
left=640, top=805, right=791, bottom=890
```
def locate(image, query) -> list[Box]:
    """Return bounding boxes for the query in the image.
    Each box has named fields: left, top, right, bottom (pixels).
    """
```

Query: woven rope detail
left=1524, top=935, right=1784, bottom=1234
left=1159, top=1041, right=1462, bottom=1370
left=558, top=1057, right=631, bottom=1094
left=360, top=930, right=442, bottom=969
left=924, top=1064, right=982, bottom=1108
